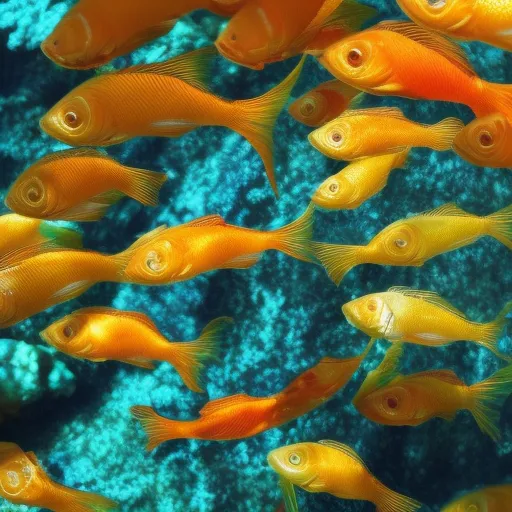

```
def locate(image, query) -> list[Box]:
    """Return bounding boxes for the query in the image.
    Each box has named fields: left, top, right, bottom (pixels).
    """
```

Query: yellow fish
left=312, top=150, right=409, bottom=210
left=442, top=485, right=512, bottom=512
left=353, top=343, right=512, bottom=441
left=314, top=203, right=512, bottom=284
left=5, top=149, right=167, bottom=221
left=268, top=440, right=421, bottom=512
left=41, top=309, right=232, bottom=392
left=308, top=107, right=463, bottom=160
left=342, top=287, right=512, bottom=360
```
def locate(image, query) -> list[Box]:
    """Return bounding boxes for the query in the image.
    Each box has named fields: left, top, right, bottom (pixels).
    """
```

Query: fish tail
left=486, top=204, right=512, bottom=249
left=233, top=56, right=306, bottom=197
left=479, top=302, right=512, bottom=361
left=122, top=167, right=168, bottom=206
left=54, top=484, right=118, bottom=512
left=312, top=242, right=361, bottom=286
left=374, top=480, right=422, bottom=512
left=481, top=81, right=512, bottom=120
left=271, top=203, right=315, bottom=262
left=131, top=406, right=185, bottom=450
left=426, top=117, right=464, bottom=150
left=468, top=364, right=512, bottom=441
left=39, top=222, right=83, bottom=249
left=167, top=317, right=233, bottom=392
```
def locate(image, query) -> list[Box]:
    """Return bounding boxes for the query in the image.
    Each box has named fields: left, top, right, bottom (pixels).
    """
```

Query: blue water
left=0, top=1, right=511, bottom=511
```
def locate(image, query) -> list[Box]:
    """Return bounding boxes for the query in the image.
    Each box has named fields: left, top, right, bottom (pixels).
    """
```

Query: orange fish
left=131, top=341, right=372, bottom=448
left=0, top=442, right=117, bottom=511
left=0, top=213, right=82, bottom=256
left=41, top=0, right=248, bottom=69
left=353, top=343, right=512, bottom=441
left=288, top=80, right=363, bottom=127
left=123, top=204, right=315, bottom=285
left=5, top=149, right=167, bottom=222
left=215, top=0, right=377, bottom=69
left=442, top=485, right=512, bottom=512
left=41, top=310, right=232, bottom=392
left=40, top=47, right=304, bottom=196
left=318, top=21, right=512, bottom=120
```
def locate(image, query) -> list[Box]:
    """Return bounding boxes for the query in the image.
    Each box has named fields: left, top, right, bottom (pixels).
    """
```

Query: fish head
left=441, top=491, right=488, bottom=512
left=308, top=117, right=356, bottom=160
left=0, top=289, right=17, bottom=330
left=369, top=221, right=423, bottom=264
left=288, top=91, right=329, bottom=127
left=312, top=172, right=355, bottom=209
left=0, top=443, right=36, bottom=500
left=453, top=113, right=512, bottom=169
left=342, top=294, right=395, bottom=338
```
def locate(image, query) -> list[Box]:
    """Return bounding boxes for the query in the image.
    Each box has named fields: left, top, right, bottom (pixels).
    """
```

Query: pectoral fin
left=219, top=253, right=262, bottom=269
left=372, top=83, right=404, bottom=93
left=118, top=358, right=155, bottom=370
left=51, top=280, right=92, bottom=301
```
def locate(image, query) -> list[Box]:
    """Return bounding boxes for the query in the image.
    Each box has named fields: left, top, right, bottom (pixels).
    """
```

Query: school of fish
left=0, top=0, right=511, bottom=510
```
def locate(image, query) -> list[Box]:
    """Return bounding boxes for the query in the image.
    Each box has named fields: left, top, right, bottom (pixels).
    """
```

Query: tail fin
left=480, top=302, right=512, bottom=361
left=131, top=406, right=185, bottom=450
left=271, top=203, right=315, bottom=262
left=56, top=485, right=118, bottom=512
left=39, top=222, right=83, bottom=249
left=233, top=57, right=306, bottom=196
left=312, top=242, right=361, bottom=286
left=468, top=364, right=512, bottom=441
left=486, top=204, right=512, bottom=249
left=169, top=317, right=233, bottom=392
left=426, top=117, right=464, bottom=150
left=374, top=481, right=422, bottom=512
left=123, top=167, right=167, bottom=206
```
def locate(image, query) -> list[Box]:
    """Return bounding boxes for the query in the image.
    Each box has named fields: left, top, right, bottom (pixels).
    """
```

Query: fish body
left=319, top=21, right=512, bottom=120
left=314, top=203, right=512, bottom=284
left=5, top=149, right=167, bottom=221
left=124, top=205, right=314, bottom=284
left=442, top=485, right=512, bottom=512
left=41, top=310, right=232, bottom=392
left=396, top=0, right=512, bottom=52
left=312, top=150, right=409, bottom=210
left=308, top=107, right=463, bottom=160
left=267, top=441, right=421, bottom=511
left=0, top=442, right=117, bottom=511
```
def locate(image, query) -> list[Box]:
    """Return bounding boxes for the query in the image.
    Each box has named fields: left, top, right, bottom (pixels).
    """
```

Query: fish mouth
left=307, top=131, right=322, bottom=152
left=39, top=330, right=53, bottom=347
left=266, top=452, right=283, bottom=473
left=215, top=40, right=244, bottom=63
left=341, top=304, right=358, bottom=327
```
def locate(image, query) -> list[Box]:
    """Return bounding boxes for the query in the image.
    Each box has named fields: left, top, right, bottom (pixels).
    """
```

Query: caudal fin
left=57, top=485, right=118, bottom=512
left=480, top=302, right=512, bottom=361
left=170, top=317, right=233, bottom=392
left=486, top=204, right=512, bottom=249
left=131, top=405, right=185, bottom=450
left=233, top=57, right=306, bottom=196
left=123, top=167, right=168, bottom=206
left=468, top=364, right=512, bottom=441
left=374, top=481, right=422, bottom=512
left=312, top=242, right=361, bottom=286
left=426, top=117, right=464, bottom=151
left=39, top=222, right=83, bottom=249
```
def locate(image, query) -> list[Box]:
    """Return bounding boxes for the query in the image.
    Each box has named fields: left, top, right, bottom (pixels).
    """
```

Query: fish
left=312, top=150, right=409, bottom=210
left=131, top=341, right=373, bottom=449
left=0, top=442, right=117, bottom=511
left=5, top=149, right=167, bottom=222
left=353, top=343, right=512, bottom=441
left=215, top=0, right=377, bottom=70
left=342, top=287, right=512, bottom=360
left=441, top=485, right=512, bottom=512
left=453, top=113, right=512, bottom=169
left=317, top=21, right=512, bottom=121
left=40, top=0, right=248, bottom=69
left=308, top=107, right=463, bottom=160
left=395, top=0, right=512, bottom=52
left=40, top=47, right=304, bottom=197
left=123, top=204, right=315, bottom=285
left=288, top=80, right=363, bottom=127
left=267, top=440, right=421, bottom=512
left=0, top=213, right=82, bottom=256
left=0, top=226, right=163, bottom=328
left=41, top=309, right=232, bottom=392
left=314, top=203, right=512, bottom=284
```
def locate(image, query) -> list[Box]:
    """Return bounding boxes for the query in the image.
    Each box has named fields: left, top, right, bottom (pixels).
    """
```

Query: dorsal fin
left=411, top=369, right=465, bottom=386
left=375, top=21, right=475, bottom=76
left=73, top=307, right=161, bottom=334
left=118, top=46, right=216, bottom=92
left=318, top=441, right=368, bottom=470
left=199, top=394, right=258, bottom=416
left=418, top=203, right=473, bottom=218
left=337, top=107, right=407, bottom=121
left=130, top=226, right=168, bottom=251
left=184, top=214, right=226, bottom=228
left=0, top=240, right=70, bottom=272
left=388, top=287, right=467, bottom=319
left=36, top=148, right=111, bottom=165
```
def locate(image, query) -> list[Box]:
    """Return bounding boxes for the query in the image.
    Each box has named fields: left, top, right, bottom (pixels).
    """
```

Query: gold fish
left=312, top=150, right=409, bottom=210
left=441, top=485, right=512, bottom=512
left=0, top=213, right=82, bottom=256
left=453, top=113, right=512, bottom=169
left=0, top=442, right=117, bottom=511
left=40, top=47, right=305, bottom=196
left=308, top=107, right=463, bottom=160
left=41, top=309, right=232, bottom=392
left=123, top=204, right=315, bottom=285
left=314, top=203, right=512, bottom=284
left=353, top=343, right=512, bottom=441
left=268, top=440, right=421, bottom=512
left=5, top=149, right=167, bottom=221
left=342, top=287, right=512, bottom=360
left=288, top=80, right=363, bottom=127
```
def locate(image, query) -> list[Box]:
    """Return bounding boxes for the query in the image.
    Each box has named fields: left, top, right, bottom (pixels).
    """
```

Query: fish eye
left=26, top=186, right=42, bottom=204
left=146, top=250, right=164, bottom=272
left=64, top=111, right=80, bottom=128
left=347, top=48, right=363, bottom=67
left=328, top=183, right=339, bottom=193
left=367, top=300, right=377, bottom=312
left=467, top=505, right=479, bottom=512
left=394, top=238, right=408, bottom=248
left=231, top=33, right=237, bottom=42
left=386, top=396, right=399, bottom=409
left=288, top=453, right=301, bottom=465
left=63, top=325, right=74, bottom=339
left=6, top=471, right=19, bottom=488
left=300, top=99, right=316, bottom=117
left=329, top=131, right=343, bottom=147
left=53, top=40, right=59, bottom=47
left=427, top=0, right=447, bottom=7
left=478, top=130, right=494, bottom=147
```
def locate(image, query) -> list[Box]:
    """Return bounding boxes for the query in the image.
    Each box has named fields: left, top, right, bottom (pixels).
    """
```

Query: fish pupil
left=65, top=112, right=78, bottom=126
left=395, top=238, right=407, bottom=248
left=331, top=132, right=342, bottom=143
left=367, top=301, right=377, bottom=312
left=289, top=453, right=301, bottom=465
left=387, top=397, right=398, bottom=409
left=479, top=131, right=493, bottom=147
left=231, top=34, right=237, bottom=42
left=348, top=48, right=363, bottom=67
left=427, top=0, right=446, bottom=7
left=300, top=100, right=315, bottom=116
left=329, top=183, right=339, bottom=193
left=27, top=187, right=41, bottom=203
left=63, top=325, right=74, bottom=338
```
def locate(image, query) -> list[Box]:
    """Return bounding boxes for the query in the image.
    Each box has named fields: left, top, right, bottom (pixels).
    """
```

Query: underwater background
left=0, top=0, right=511, bottom=511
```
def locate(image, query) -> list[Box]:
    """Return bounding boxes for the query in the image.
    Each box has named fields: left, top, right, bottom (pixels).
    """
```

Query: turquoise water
left=0, top=1, right=511, bottom=511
